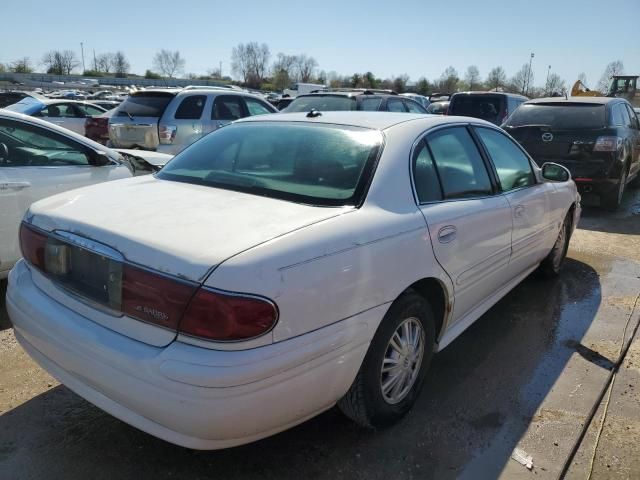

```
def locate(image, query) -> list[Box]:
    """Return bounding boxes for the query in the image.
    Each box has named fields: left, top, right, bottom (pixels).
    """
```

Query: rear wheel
left=539, top=213, right=571, bottom=277
left=601, top=168, right=627, bottom=211
left=338, top=292, right=436, bottom=428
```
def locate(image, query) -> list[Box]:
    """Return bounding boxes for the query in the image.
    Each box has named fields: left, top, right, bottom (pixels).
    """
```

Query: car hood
left=27, top=176, right=350, bottom=282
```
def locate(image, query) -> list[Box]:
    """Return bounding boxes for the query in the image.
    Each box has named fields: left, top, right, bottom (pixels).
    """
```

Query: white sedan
left=0, top=110, right=171, bottom=279
left=7, top=111, right=580, bottom=449
left=4, top=97, right=107, bottom=135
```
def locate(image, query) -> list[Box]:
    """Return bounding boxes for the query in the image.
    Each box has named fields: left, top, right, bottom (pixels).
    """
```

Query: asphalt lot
left=1, top=189, right=639, bottom=480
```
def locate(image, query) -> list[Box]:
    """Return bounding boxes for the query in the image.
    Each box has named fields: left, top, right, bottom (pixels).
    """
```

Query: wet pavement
left=0, top=189, right=639, bottom=480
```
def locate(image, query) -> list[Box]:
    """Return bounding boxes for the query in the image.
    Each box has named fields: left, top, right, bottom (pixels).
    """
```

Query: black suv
left=448, top=91, right=528, bottom=125
left=282, top=89, right=428, bottom=113
left=504, top=97, right=640, bottom=210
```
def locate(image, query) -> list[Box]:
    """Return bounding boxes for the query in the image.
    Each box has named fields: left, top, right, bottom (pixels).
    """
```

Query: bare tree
left=96, top=53, right=115, bottom=73
left=272, top=53, right=297, bottom=77
left=486, top=66, right=507, bottom=91
left=437, top=66, right=459, bottom=93
left=464, top=65, right=481, bottom=90
left=510, top=64, right=533, bottom=95
left=153, top=49, right=186, bottom=78
left=393, top=74, right=410, bottom=93
left=545, top=73, right=566, bottom=95
left=10, top=57, right=33, bottom=74
left=42, top=50, right=79, bottom=75
left=597, top=60, right=624, bottom=92
left=231, top=42, right=270, bottom=88
left=111, top=51, right=130, bottom=77
left=294, top=54, right=318, bottom=83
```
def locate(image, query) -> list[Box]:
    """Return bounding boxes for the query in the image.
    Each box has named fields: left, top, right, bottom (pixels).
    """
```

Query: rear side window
left=212, top=96, right=245, bottom=120
left=426, top=127, right=493, bottom=199
left=117, top=93, right=175, bottom=117
left=360, top=97, right=383, bottom=111
left=78, top=104, right=106, bottom=116
left=387, top=99, right=407, bottom=112
left=450, top=95, right=504, bottom=123
left=626, top=105, right=639, bottom=129
left=475, top=127, right=535, bottom=191
left=244, top=97, right=275, bottom=116
left=611, top=104, right=631, bottom=127
left=412, top=141, right=442, bottom=202
left=506, top=103, right=606, bottom=129
left=404, top=100, right=426, bottom=113
left=175, top=95, right=206, bottom=119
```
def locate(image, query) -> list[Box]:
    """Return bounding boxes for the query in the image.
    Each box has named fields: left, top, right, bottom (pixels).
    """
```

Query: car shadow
left=0, top=280, right=10, bottom=331
left=577, top=188, right=640, bottom=235
left=0, top=257, right=602, bottom=479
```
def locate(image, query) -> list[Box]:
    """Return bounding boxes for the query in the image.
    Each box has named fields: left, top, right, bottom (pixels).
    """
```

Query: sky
left=2, top=0, right=639, bottom=89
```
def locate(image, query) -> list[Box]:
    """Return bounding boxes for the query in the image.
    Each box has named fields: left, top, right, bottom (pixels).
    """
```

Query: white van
left=283, top=82, right=326, bottom=97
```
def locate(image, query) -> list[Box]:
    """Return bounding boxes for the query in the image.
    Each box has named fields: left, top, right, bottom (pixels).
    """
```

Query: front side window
left=244, top=98, right=275, bottom=116
left=475, top=127, right=535, bottom=191
left=175, top=95, right=206, bottom=119
left=212, top=96, right=245, bottom=120
left=38, top=103, right=78, bottom=118
left=0, top=119, right=90, bottom=167
left=426, top=127, right=492, bottom=199
left=412, top=141, right=442, bottom=202
left=158, top=122, right=382, bottom=206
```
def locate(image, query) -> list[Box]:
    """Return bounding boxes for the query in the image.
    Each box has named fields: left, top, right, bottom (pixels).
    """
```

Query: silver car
left=108, top=87, right=278, bottom=155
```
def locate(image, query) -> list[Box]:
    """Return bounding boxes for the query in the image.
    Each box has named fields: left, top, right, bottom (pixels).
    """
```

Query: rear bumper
left=573, top=177, right=619, bottom=195
left=7, top=260, right=374, bottom=449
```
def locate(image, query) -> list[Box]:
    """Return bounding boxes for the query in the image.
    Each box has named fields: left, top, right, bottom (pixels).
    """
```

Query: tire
left=601, top=167, right=627, bottom=211
left=538, top=213, right=571, bottom=277
left=629, top=170, right=640, bottom=189
left=338, top=291, right=436, bottom=428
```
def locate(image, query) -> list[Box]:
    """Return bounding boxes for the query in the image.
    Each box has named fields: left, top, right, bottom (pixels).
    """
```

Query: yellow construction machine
left=571, top=75, right=639, bottom=107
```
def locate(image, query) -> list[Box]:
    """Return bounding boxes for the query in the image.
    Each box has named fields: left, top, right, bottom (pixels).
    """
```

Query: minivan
left=448, top=91, right=528, bottom=125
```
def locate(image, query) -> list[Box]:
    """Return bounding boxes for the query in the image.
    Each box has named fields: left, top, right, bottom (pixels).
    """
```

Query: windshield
left=157, top=122, right=382, bottom=206
left=505, top=103, right=606, bottom=129
left=115, top=92, right=175, bottom=117
left=449, top=95, right=504, bottom=122
left=284, top=95, right=357, bottom=112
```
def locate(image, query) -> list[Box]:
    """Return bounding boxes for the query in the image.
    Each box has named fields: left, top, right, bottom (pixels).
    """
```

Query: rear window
left=449, top=95, right=504, bottom=122
left=157, top=122, right=382, bottom=206
left=284, top=95, right=357, bottom=112
left=505, top=103, right=606, bottom=129
left=116, top=92, right=175, bottom=118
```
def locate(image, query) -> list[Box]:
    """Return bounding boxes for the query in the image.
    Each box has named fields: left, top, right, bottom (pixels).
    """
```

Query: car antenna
left=306, top=109, right=322, bottom=118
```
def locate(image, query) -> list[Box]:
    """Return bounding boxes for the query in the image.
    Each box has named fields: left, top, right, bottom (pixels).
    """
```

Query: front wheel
left=338, top=292, right=436, bottom=428
left=538, top=213, right=571, bottom=277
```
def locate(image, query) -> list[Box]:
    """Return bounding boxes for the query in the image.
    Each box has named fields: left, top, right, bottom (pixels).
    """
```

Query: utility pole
left=545, top=65, right=551, bottom=95
left=525, top=52, right=535, bottom=96
left=219, top=61, right=222, bottom=79
left=93, top=49, right=97, bottom=71
left=80, top=42, right=86, bottom=73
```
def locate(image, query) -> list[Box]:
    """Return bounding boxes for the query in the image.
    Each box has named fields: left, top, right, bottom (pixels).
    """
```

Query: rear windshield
left=157, top=122, right=382, bottom=206
left=449, top=95, right=504, bottom=122
left=115, top=92, right=175, bottom=118
left=284, top=95, right=357, bottom=112
left=505, top=103, right=606, bottom=129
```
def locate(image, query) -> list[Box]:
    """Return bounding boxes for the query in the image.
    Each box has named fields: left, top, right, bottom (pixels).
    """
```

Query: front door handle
left=514, top=205, right=525, bottom=218
left=0, top=181, right=31, bottom=190
left=437, top=225, right=457, bottom=244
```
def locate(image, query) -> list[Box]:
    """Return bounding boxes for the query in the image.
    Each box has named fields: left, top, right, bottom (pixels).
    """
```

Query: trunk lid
left=26, top=176, right=349, bottom=346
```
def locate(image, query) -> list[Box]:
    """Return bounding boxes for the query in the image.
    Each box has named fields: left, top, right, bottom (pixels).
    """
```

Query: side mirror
left=541, top=162, right=570, bottom=182
left=91, top=151, right=113, bottom=167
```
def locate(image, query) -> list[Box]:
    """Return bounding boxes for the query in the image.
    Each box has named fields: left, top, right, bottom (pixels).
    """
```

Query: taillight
left=593, top=136, right=622, bottom=152
left=19, top=223, right=47, bottom=270
left=121, top=264, right=197, bottom=330
left=159, top=125, right=177, bottom=144
left=179, top=288, right=278, bottom=341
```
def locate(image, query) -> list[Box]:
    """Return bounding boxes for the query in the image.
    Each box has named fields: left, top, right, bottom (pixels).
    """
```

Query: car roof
left=452, top=91, right=529, bottom=100
left=297, top=90, right=397, bottom=98
left=236, top=111, right=493, bottom=131
left=174, top=89, right=268, bottom=101
left=525, top=96, right=620, bottom=105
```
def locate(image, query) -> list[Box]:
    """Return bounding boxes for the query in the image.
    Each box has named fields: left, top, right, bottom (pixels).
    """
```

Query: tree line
left=0, top=45, right=628, bottom=99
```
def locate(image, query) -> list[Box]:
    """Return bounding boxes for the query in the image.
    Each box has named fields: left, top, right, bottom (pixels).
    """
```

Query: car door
left=205, top=95, right=247, bottom=135
left=623, top=103, right=640, bottom=180
left=0, top=118, right=130, bottom=273
left=170, top=94, right=207, bottom=148
left=413, top=126, right=513, bottom=324
left=473, top=126, right=555, bottom=275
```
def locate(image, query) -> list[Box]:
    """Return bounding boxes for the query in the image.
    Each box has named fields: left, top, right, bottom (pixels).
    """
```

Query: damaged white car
left=0, top=110, right=171, bottom=279
left=7, top=111, right=580, bottom=449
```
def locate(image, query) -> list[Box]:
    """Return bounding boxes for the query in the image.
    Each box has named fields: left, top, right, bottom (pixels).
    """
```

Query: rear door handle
left=437, top=225, right=457, bottom=243
left=514, top=205, right=525, bottom=218
left=0, top=181, right=31, bottom=190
